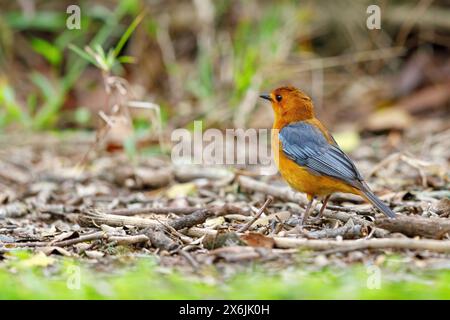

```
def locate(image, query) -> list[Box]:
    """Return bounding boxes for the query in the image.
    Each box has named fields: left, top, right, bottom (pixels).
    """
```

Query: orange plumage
left=260, top=86, right=396, bottom=224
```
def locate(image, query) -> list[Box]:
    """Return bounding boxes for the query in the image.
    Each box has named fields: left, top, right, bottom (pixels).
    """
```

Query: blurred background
left=0, top=0, right=449, bottom=153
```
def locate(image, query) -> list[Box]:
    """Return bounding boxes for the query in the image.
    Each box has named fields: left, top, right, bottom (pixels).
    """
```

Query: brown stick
left=109, top=203, right=250, bottom=217
left=80, top=208, right=217, bottom=251
left=210, top=204, right=252, bottom=216
left=79, top=209, right=160, bottom=228
left=375, top=215, right=450, bottom=239
left=110, top=206, right=200, bottom=216
left=12, top=231, right=106, bottom=248
left=273, top=237, right=450, bottom=252
left=108, top=234, right=149, bottom=245
left=144, top=209, right=214, bottom=251
left=186, top=227, right=450, bottom=253
left=238, top=197, right=273, bottom=232
left=169, top=209, right=214, bottom=230
left=143, top=228, right=179, bottom=251
left=11, top=231, right=149, bottom=248
left=114, top=166, right=172, bottom=189
left=302, top=221, right=367, bottom=239
left=178, top=250, right=200, bottom=269
left=53, top=231, right=107, bottom=247
left=321, top=211, right=372, bottom=227
left=81, top=208, right=215, bottom=249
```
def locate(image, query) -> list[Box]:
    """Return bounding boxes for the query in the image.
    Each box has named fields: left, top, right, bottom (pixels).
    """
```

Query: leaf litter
left=0, top=117, right=449, bottom=277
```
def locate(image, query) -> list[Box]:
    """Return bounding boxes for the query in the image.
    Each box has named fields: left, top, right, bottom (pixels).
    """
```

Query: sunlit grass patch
left=1, top=250, right=449, bottom=299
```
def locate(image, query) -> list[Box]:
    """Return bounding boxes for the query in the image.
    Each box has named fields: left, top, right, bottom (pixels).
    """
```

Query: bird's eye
left=276, top=95, right=282, bottom=102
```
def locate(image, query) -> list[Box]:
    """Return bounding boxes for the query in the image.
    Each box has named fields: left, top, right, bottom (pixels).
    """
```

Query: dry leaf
left=52, top=231, right=80, bottom=243
left=74, top=243, right=91, bottom=254
left=40, top=246, right=72, bottom=257
left=41, top=225, right=58, bottom=237
left=254, top=211, right=291, bottom=226
left=203, top=231, right=245, bottom=250
left=85, top=250, right=105, bottom=259
left=103, top=114, right=134, bottom=152
left=398, top=82, right=450, bottom=113
left=240, top=232, right=275, bottom=248
left=22, top=252, right=55, bottom=267
left=333, top=130, right=361, bottom=153
left=166, top=182, right=197, bottom=199
left=208, top=246, right=261, bottom=262
left=100, top=224, right=125, bottom=235
left=365, top=107, right=413, bottom=132
left=204, top=216, right=225, bottom=229
left=135, top=167, right=171, bottom=188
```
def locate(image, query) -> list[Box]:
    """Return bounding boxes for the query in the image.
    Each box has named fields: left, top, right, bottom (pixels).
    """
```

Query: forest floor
left=0, top=117, right=449, bottom=299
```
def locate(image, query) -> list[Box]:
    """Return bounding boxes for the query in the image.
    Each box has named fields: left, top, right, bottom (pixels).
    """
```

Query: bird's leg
left=315, top=195, right=331, bottom=220
left=299, top=196, right=315, bottom=225
left=287, top=196, right=315, bottom=234
left=287, top=195, right=316, bottom=234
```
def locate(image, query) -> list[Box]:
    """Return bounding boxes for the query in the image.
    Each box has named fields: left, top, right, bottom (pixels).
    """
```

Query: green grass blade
left=113, top=12, right=145, bottom=58
left=68, top=44, right=98, bottom=67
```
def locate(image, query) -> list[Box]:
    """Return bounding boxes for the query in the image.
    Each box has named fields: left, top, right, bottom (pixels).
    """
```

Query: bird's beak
left=259, top=93, right=272, bottom=102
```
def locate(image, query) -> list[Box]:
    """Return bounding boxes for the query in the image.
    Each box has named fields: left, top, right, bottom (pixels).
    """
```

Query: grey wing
left=279, top=122, right=364, bottom=188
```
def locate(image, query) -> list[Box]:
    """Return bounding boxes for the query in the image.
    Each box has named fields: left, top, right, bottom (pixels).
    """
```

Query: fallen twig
left=143, top=228, right=179, bottom=251
left=143, top=209, right=214, bottom=250
left=368, top=152, right=438, bottom=187
left=79, top=209, right=160, bottom=228
left=273, top=237, right=450, bottom=252
left=319, top=211, right=388, bottom=238
left=113, top=166, right=172, bottom=189
left=302, top=220, right=367, bottom=239
left=110, top=206, right=200, bottom=216
left=169, top=209, right=214, bottom=230
left=238, top=197, right=273, bottom=232
left=10, top=231, right=149, bottom=248
left=179, top=250, right=200, bottom=269
left=108, top=234, right=149, bottom=245
left=109, top=203, right=250, bottom=217
left=11, top=231, right=106, bottom=248
left=80, top=208, right=217, bottom=251
left=375, top=215, right=450, bottom=239
left=186, top=227, right=450, bottom=252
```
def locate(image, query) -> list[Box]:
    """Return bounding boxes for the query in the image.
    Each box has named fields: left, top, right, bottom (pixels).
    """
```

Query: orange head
left=260, top=86, right=315, bottom=128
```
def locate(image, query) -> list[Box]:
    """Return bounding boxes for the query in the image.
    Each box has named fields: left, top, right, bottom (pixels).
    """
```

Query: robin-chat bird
left=260, top=86, right=396, bottom=225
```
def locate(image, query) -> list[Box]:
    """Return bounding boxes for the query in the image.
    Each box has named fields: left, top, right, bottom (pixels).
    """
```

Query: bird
left=259, top=86, right=396, bottom=225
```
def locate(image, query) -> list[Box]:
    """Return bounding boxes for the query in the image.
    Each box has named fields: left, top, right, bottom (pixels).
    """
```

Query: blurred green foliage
left=69, top=12, right=143, bottom=73
left=0, top=0, right=141, bottom=130
left=1, top=250, right=449, bottom=299
left=0, top=0, right=308, bottom=131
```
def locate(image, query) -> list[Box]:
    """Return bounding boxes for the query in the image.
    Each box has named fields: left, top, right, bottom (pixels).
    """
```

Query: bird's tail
left=360, top=183, right=396, bottom=218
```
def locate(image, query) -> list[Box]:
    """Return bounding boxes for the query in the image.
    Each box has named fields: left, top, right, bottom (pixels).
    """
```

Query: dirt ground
left=1, top=116, right=449, bottom=272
